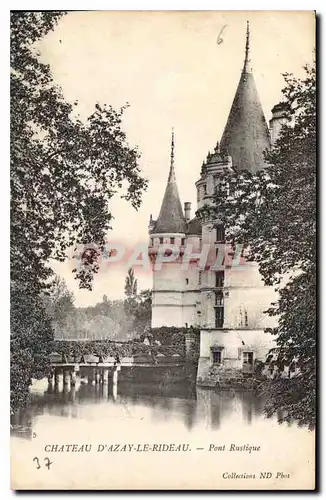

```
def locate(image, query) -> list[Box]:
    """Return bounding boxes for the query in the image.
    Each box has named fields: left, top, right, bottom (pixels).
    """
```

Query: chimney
left=184, top=202, right=191, bottom=221
left=269, top=102, right=291, bottom=145
left=148, top=214, right=155, bottom=232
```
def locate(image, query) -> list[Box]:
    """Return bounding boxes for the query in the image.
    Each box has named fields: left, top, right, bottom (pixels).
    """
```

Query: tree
left=124, top=267, right=138, bottom=298
left=11, top=12, right=147, bottom=291
left=123, top=268, right=152, bottom=337
left=11, top=281, right=53, bottom=412
left=42, top=275, right=75, bottom=332
left=204, top=62, right=316, bottom=428
left=133, top=289, right=152, bottom=336
left=10, top=12, right=147, bottom=410
left=124, top=267, right=138, bottom=318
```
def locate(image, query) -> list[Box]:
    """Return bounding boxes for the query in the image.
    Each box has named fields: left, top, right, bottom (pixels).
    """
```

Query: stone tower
left=148, top=130, right=201, bottom=328
left=196, top=22, right=278, bottom=384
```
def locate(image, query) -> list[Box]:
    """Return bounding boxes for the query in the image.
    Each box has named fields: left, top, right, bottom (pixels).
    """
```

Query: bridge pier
left=70, top=369, right=76, bottom=387
left=63, top=369, right=70, bottom=387
left=103, top=368, right=109, bottom=384
left=54, top=368, right=60, bottom=390
left=47, top=380, right=54, bottom=394
left=88, top=368, right=95, bottom=385
left=113, top=367, right=118, bottom=385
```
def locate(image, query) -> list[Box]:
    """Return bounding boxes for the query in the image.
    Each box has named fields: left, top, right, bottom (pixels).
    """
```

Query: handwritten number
left=32, top=432, right=37, bottom=438
left=33, top=457, right=53, bottom=470
left=44, top=457, right=53, bottom=470
left=217, top=25, right=228, bottom=45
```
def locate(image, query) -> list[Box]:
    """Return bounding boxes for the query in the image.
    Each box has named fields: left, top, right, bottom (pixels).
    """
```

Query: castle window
left=198, top=271, right=202, bottom=285
left=185, top=278, right=189, bottom=285
left=242, top=351, right=254, bottom=374
left=215, top=245, right=225, bottom=266
left=150, top=238, right=154, bottom=246
left=215, top=306, right=224, bottom=328
left=244, top=309, right=248, bottom=327
left=170, top=237, right=175, bottom=244
left=212, top=350, right=222, bottom=364
left=159, top=237, right=163, bottom=244
left=215, top=271, right=224, bottom=288
left=203, top=184, right=207, bottom=196
left=215, top=292, right=224, bottom=306
left=243, top=351, right=254, bottom=365
left=216, top=225, right=225, bottom=242
left=181, top=237, right=185, bottom=246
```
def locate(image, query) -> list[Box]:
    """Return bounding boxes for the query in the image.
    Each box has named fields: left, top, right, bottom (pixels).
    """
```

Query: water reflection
left=11, top=379, right=268, bottom=440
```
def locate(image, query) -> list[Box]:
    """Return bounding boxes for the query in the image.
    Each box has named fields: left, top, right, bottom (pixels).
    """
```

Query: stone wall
left=197, top=328, right=276, bottom=388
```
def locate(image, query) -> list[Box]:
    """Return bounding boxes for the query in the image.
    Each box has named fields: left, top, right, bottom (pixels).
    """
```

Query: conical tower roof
left=220, top=22, right=271, bottom=173
left=151, top=130, right=187, bottom=234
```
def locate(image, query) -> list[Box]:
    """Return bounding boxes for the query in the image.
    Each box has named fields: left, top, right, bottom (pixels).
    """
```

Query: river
left=10, top=377, right=315, bottom=490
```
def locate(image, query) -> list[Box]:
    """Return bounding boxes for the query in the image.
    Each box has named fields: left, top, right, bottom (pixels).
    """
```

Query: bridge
left=49, top=352, right=188, bottom=388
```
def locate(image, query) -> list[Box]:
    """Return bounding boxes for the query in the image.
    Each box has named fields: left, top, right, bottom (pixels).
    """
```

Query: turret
left=269, top=102, right=291, bottom=145
left=149, top=129, right=199, bottom=329
left=149, top=129, right=187, bottom=236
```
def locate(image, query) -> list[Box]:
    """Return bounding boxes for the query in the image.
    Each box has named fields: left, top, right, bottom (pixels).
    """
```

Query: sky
left=37, top=10, right=315, bottom=306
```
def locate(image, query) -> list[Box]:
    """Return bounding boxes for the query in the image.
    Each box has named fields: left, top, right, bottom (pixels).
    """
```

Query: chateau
left=148, top=23, right=289, bottom=384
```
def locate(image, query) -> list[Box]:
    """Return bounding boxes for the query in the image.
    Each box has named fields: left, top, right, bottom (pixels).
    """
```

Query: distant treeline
left=47, top=271, right=152, bottom=342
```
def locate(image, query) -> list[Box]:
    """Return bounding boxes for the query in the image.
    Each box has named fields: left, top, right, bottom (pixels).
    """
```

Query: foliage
left=150, top=326, right=199, bottom=346
left=124, top=267, right=138, bottom=298
left=203, top=63, right=316, bottom=427
left=11, top=11, right=147, bottom=292
left=123, top=268, right=152, bottom=336
left=10, top=12, right=147, bottom=411
left=42, top=275, right=75, bottom=331
left=51, top=327, right=200, bottom=360
left=51, top=290, right=150, bottom=342
left=11, top=282, right=54, bottom=411
left=52, top=338, right=185, bottom=359
left=131, top=289, right=152, bottom=336
left=124, top=267, right=139, bottom=329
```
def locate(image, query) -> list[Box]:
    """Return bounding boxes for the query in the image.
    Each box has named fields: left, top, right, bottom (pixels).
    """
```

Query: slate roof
left=187, top=217, right=202, bottom=236
left=219, top=22, right=271, bottom=173
left=151, top=131, right=187, bottom=235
